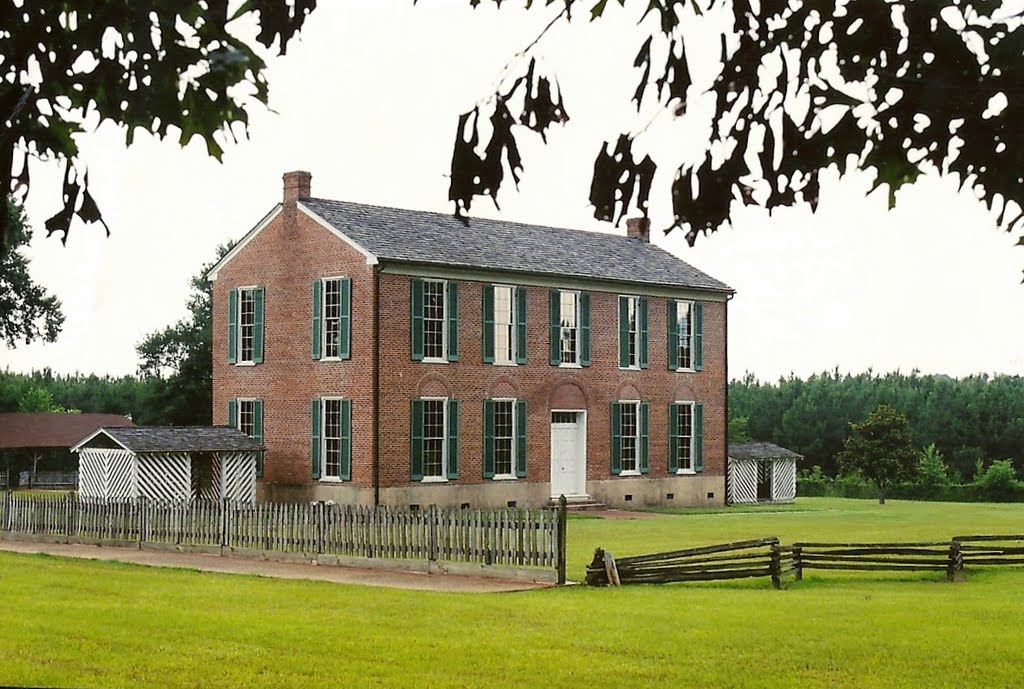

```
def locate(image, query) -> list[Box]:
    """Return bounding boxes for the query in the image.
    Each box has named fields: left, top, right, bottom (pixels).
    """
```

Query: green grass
left=2, top=498, right=1023, bottom=689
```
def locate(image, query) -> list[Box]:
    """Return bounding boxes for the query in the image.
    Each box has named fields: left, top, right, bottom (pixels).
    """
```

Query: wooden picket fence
left=0, top=493, right=568, bottom=582
left=587, top=534, right=1024, bottom=587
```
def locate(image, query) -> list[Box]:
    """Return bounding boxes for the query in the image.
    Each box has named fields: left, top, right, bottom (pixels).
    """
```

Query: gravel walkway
left=0, top=541, right=553, bottom=593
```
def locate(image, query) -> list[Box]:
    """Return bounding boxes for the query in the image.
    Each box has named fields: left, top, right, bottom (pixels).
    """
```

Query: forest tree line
left=730, top=370, right=1024, bottom=482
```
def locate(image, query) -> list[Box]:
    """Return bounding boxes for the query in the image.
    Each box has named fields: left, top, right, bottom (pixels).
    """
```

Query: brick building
left=207, top=171, right=733, bottom=508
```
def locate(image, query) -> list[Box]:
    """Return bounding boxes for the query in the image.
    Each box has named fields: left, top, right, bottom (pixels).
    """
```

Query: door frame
left=550, top=408, right=588, bottom=498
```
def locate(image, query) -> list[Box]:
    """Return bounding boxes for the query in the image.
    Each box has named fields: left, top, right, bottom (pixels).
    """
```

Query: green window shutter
left=447, top=399, right=459, bottom=479
left=693, top=302, right=704, bottom=371
left=515, top=287, right=528, bottom=365
left=639, top=401, right=649, bottom=474
left=311, top=398, right=322, bottom=480
left=410, top=399, right=424, bottom=481
left=639, top=297, right=649, bottom=369
left=446, top=281, right=459, bottom=362
left=253, top=400, right=264, bottom=478
left=667, top=300, right=678, bottom=370
left=482, top=399, right=495, bottom=479
left=618, top=296, right=630, bottom=368
left=579, top=292, right=591, bottom=367
left=311, top=280, right=322, bottom=360
left=548, top=290, right=560, bottom=366
left=227, top=289, right=238, bottom=364
left=253, top=287, right=265, bottom=364
left=515, top=399, right=527, bottom=478
left=340, top=277, right=352, bottom=360
left=410, top=279, right=424, bottom=361
left=482, top=284, right=495, bottom=363
left=610, top=402, right=622, bottom=475
left=694, top=402, right=704, bottom=472
left=339, top=399, right=352, bottom=481
left=227, top=399, right=238, bottom=428
left=668, top=403, right=680, bottom=473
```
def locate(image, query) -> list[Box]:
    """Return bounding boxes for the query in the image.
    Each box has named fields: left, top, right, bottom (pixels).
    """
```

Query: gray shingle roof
left=728, top=442, right=803, bottom=461
left=301, top=198, right=732, bottom=292
left=92, top=427, right=263, bottom=454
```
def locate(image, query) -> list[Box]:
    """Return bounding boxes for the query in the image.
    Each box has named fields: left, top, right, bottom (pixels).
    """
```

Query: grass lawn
left=2, top=498, right=1023, bottom=689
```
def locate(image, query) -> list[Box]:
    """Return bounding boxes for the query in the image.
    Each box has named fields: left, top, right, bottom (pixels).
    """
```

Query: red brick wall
left=212, top=205, right=377, bottom=488
left=377, top=274, right=727, bottom=488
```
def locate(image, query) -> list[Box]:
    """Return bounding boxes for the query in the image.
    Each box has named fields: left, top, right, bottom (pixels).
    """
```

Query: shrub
left=973, top=460, right=1024, bottom=502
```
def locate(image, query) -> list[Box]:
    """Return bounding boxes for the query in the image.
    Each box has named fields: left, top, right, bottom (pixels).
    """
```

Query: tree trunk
left=877, top=486, right=886, bottom=505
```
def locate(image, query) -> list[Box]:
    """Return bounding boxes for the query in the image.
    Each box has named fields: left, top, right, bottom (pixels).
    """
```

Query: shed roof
left=0, top=413, right=134, bottom=450
left=298, top=198, right=733, bottom=292
left=728, top=442, right=803, bottom=461
left=73, top=426, right=263, bottom=454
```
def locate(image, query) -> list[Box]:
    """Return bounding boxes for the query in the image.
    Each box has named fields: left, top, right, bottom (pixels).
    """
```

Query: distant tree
left=1, top=201, right=63, bottom=347
left=136, top=243, right=232, bottom=425
left=1, top=2, right=317, bottom=253
left=974, top=459, right=1024, bottom=502
left=728, top=415, right=751, bottom=443
left=918, top=443, right=950, bottom=488
left=16, top=386, right=58, bottom=413
left=838, top=404, right=918, bottom=504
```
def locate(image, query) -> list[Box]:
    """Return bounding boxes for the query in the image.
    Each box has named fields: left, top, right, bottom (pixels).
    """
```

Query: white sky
left=4, top=2, right=1024, bottom=381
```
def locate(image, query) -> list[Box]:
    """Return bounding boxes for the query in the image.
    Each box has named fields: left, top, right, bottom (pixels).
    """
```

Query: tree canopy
left=0, top=200, right=63, bottom=347
left=451, top=0, right=1024, bottom=255
left=838, top=403, right=918, bottom=503
left=0, top=1, right=316, bottom=254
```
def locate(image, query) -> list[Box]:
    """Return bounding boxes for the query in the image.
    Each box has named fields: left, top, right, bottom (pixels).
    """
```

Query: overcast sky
left=5, top=2, right=1024, bottom=381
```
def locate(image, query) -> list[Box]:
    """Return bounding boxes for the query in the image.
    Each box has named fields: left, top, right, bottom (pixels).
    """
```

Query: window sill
left=619, top=366, right=642, bottom=371
left=492, top=361, right=518, bottom=367
left=619, top=470, right=641, bottom=477
left=422, top=358, right=449, bottom=365
left=492, top=475, right=517, bottom=481
left=320, top=356, right=345, bottom=363
left=558, top=363, right=582, bottom=369
left=674, top=368, right=696, bottom=373
left=235, top=361, right=256, bottom=367
left=675, top=469, right=697, bottom=476
left=420, top=476, right=449, bottom=484
left=319, top=477, right=347, bottom=483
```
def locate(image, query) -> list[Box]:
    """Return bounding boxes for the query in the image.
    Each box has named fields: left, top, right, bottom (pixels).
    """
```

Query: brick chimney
left=626, top=217, right=650, bottom=242
left=283, top=170, right=312, bottom=205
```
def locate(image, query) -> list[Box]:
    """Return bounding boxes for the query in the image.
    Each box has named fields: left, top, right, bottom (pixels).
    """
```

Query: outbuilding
left=727, top=441, right=801, bottom=504
left=71, top=426, right=263, bottom=502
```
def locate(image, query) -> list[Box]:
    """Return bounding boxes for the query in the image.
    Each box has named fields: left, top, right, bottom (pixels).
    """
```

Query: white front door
left=550, top=411, right=586, bottom=498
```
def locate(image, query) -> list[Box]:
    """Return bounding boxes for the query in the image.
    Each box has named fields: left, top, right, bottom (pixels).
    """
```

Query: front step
left=549, top=498, right=607, bottom=512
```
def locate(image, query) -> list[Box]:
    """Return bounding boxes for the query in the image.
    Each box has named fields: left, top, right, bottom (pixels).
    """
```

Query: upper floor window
left=411, top=279, right=459, bottom=363
left=228, top=397, right=264, bottom=477
left=410, top=397, right=459, bottom=481
left=310, top=397, right=352, bottom=481
left=483, top=398, right=527, bottom=479
left=669, top=401, right=704, bottom=473
left=618, top=295, right=649, bottom=369
left=227, top=286, right=264, bottom=365
left=668, top=300, right=703, bottom=372
left=312, top=277, right=351, bottom=361
left=611, top=400, right=649, bottom=476
left=483, top=285, right=527, bottom=365
left=548, top=290, right=590, bottom=367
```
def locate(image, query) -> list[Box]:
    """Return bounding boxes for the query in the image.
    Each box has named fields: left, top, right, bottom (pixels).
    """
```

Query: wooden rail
left=0, top=493, right=567, bottom=581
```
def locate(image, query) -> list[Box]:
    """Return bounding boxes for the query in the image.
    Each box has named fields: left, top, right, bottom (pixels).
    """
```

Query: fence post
left=770, top=541, right=782, bottom=590
left=947, top=539, right=963, bottom=582
left=221, top=497, right=229, bottom=554
left=3, top=490, right=10, bottom=532
left=316, top=501, right=325, bottom=556
left=794, top=546, right=803, bottom=581
left=137, top=496, right=146, bottom=549
left=556, top=495, right=568, bottom=585
left=428, top=505, right=438, bottom=563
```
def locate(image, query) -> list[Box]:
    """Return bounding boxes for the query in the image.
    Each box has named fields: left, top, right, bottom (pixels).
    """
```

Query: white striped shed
left=727, top=441, right=802, bottom=504
left=71, top=426, right=262, bottom=503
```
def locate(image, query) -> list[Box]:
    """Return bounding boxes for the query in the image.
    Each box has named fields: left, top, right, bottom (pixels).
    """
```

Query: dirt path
left=0, top=541, right=552, bottom=593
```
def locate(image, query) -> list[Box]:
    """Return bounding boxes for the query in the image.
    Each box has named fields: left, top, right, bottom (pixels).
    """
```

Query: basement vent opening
left=666, top=493, right=675, bottom=500
left=409, top=504, right=421, bottom=512
left=506, top=500, right=517, bottom=508
left=707, top=492, right=715, bottom=499
left=624, top=494, right=633, bottom=502
left=460, top=503, right=471, bottom=509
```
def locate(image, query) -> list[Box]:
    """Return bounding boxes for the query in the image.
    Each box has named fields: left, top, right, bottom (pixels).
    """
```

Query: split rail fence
left=0, top=493, right=568, bottom=583
left=587, top=534, right=1024, bottom=587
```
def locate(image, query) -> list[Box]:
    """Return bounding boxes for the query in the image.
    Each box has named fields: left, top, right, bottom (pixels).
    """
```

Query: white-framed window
left=622, top=295, right=639, bottom=369
left=422, top=397, right=447, bottom=479
left=559, top=290, right=579, bottom=365
left=322, top=397, right=344, bottom=480
left=322, top=278, right=343, bottom=359
left=238, top=287, right=257, bottom=364
left=493, top=399, right=515, bottom=477
left=312, top=397, right=351, bottom=482
left=494, top=285, right=516, bottom=365
left=620, top=401, right=640, bottom=474
left=676, top=300, right=693, bottom=371
left=423, top=279, right=447, bottom=361
left=237, top=399, right=256, bottom=437
left=675, top=402, right=694, bottom=472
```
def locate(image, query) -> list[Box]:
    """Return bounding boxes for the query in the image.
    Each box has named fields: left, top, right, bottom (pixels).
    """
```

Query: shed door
left=757, top=460, right=773, bottom=501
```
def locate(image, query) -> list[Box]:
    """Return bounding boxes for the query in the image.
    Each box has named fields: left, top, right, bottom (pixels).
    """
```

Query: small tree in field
left=838, top=404, right=918, bottom=504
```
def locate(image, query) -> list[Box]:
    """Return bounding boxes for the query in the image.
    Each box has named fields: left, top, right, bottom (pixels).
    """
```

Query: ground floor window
left=483, top=399, right=527, bottom=478
left=611, top=401, right=648, bottom=475
left=411, top=398, right=459, bottom=481
left=311, top=397, right=351, bottom=481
